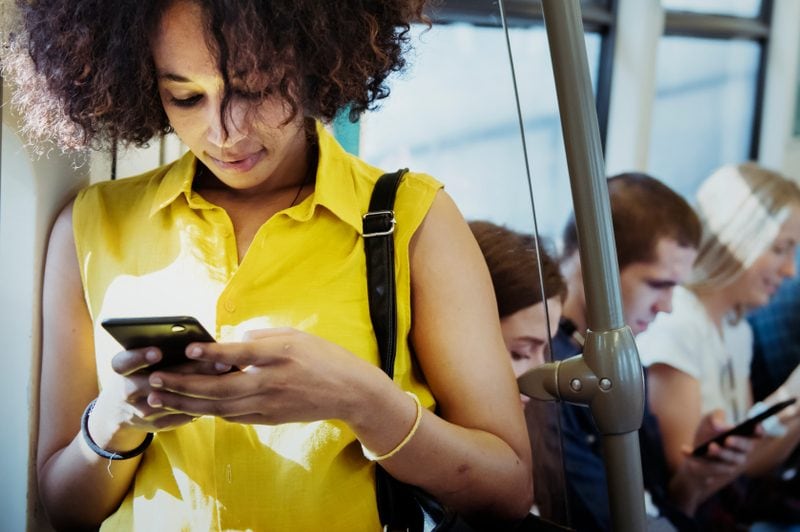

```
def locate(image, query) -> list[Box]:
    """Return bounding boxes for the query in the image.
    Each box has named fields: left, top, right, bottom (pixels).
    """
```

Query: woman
left=469, top=220, right=568, bottom=522
left=637, top=163, right=800, bottom=523
left=3, top=1, right=533, bottom=530
left=468, top=220, right=566, bottom=386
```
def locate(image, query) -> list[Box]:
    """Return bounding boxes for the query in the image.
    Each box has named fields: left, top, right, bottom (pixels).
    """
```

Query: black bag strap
left=363, top=169, right=424, bottom=532
left=363, top=169, right=406, bottom=379
left=363, top=171, right=553, bottom=532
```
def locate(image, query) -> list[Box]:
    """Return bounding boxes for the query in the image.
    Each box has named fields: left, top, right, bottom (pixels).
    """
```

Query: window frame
left=661, top=0, right=773, bottom=159
left=427, top=0, right=617, bottom=151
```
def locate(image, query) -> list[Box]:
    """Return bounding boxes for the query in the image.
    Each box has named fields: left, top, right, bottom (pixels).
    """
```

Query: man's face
left=619, top=238, right=697, bottom=335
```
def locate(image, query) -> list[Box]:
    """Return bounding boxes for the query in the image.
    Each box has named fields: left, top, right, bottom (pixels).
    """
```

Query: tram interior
left=2, top=0, right=800, bottom=530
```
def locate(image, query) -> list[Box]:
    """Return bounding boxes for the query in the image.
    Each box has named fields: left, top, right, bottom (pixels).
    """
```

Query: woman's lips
left=209, top=149, right=266, bottom=173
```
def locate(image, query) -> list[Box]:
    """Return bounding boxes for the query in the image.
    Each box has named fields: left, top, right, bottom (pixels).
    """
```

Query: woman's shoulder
left=76, top=158, right=180, bottom=208
left=344, top=156, right=442, bottom=204
left=315, top=122, right=443, bottom=210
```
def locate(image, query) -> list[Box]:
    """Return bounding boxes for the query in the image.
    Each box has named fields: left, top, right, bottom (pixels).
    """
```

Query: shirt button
left=224, top=300, right=236, bottom=313
left=586, top=434, right=596, bottom=444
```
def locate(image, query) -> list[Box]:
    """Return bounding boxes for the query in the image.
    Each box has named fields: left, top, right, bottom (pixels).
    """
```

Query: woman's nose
left=780, top=254, right=797, bottom=278
left=206, top=106, right=247, bottom=149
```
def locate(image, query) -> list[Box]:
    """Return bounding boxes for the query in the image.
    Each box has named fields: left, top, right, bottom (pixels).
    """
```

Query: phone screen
left=101, top=316, right=215, bottom=370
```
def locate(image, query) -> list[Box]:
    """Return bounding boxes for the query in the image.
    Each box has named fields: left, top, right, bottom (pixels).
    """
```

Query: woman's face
left=500, top=297, right=562, bottom=405
left=150, top=0, right=307, bottom=193
left=732, top=207, right=800, bottom=309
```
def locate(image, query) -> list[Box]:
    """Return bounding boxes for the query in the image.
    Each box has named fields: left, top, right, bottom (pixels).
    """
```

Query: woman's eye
left=772, top=243, right=791, bottom=256
left=510, top=351, right=527, bottom=361
left=170, top=94, right=203, bottom=108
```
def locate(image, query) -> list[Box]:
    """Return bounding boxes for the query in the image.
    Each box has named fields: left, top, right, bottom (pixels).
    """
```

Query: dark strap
left=364, top=169, right=423, bottom=531
left=363, top=169, right=406, bottom=378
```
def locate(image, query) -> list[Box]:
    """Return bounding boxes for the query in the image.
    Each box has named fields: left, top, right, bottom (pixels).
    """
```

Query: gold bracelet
left=361, top=391, right=423, bottom=462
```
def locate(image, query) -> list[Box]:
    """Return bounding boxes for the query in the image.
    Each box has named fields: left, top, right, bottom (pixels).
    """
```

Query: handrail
left=517, top=1, right=647, bottom=530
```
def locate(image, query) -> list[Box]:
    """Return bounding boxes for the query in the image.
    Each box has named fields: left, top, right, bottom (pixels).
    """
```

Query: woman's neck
left=693, top=286, right=736, bottom=331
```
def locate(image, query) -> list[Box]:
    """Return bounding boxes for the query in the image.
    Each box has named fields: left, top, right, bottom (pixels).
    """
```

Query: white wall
left=1, top=86, right=88, bottom=532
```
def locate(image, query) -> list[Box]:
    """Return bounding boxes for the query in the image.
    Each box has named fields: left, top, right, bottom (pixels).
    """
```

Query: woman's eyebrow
left=158, top=72, right=192, bottom=82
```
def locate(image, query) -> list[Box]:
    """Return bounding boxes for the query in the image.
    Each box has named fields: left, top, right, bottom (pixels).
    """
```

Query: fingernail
left=148, top=394, right=163, bottom=407
left=150, top=376, right=163, bottom=388
left=146, top=349, right=160, bottom=362
left=215, top=363, right=232, bottom=372
left=188, top=346, right=202, bottom=358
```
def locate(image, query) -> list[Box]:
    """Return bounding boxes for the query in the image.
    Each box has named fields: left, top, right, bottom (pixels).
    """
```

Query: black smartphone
left=101, top=316, right=216, bottom=370
left=692, top=397, right=797, bottom=457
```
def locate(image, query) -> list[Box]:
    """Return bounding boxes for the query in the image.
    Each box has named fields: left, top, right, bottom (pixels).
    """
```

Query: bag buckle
left=363, top=211, right=396, bottom=238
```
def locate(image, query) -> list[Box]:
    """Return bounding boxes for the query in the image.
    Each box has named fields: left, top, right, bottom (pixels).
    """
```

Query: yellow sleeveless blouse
left=72, top=123, right=441, bottom=531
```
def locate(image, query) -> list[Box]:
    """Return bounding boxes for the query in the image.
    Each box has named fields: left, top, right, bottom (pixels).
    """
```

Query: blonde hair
left=689, top=162, right=800, bottom=291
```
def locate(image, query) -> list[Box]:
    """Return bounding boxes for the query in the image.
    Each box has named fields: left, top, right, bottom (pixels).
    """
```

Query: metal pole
left=539, top=1, right=646, bottom=530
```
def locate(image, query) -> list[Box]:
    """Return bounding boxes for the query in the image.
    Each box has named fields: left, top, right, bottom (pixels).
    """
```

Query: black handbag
left=363, top=170, right=573, bottom=532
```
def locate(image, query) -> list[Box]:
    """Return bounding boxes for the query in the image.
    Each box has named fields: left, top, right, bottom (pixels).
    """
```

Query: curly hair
left=2, top=0, right=427, bottom=151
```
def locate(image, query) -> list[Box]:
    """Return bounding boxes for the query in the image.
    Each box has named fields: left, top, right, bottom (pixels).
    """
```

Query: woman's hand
left=668, top=409, right=758, bottom=515
left=88, top=347, right=232, bottom=451
left=143, top=328, right=384, bottom=426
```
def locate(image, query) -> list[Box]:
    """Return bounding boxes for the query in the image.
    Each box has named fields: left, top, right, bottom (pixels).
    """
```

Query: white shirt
left=636, top=286, right=753, bottom=423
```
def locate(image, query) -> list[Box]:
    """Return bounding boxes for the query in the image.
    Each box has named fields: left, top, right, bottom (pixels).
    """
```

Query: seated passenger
left=637, top=163, right=800, bottom=528
left=469, top=220, right=568, bottom=522
left=556, top=172, right=756, bottom=531
left=469, top=220, right=566, bottom=384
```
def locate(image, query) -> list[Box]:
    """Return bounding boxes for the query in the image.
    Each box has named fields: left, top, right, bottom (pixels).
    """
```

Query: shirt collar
left=149, top=150, right=198, bottom=217
left=279, top=120, right=365, bottom=234
left=147, top=121, right=366, bottom=234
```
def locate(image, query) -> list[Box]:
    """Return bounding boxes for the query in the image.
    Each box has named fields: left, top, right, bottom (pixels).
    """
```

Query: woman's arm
left=387, top=190, right=534, bottom=519
left=38, top=202, right=144, bottom=529
left=648, top=361, right=799, bottom=483
left=742, top=418, right=800, bottom=477
left=667, top=409, right=755, bottom=515
left=646, top=363, right=703, bottom=471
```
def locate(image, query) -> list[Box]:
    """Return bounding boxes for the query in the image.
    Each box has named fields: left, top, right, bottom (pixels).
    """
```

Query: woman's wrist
left=82, top=399, right=152, bottom=460
left=361, top=391, right=422, bottom=461
left=342, top=368, right=421, bottom=458
left=668, top=468, right=703, bottom=516
left=84, top=398, right=151, bottom=457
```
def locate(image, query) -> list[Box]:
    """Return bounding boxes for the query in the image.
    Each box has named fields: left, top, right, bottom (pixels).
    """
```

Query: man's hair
left=2, top=0, right=427, bottom=150
left=469, top=220, right=567, bottom=319
left=562, top=172, right=701, bottom=270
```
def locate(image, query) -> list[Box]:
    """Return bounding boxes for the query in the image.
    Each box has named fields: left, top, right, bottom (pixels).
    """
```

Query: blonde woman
left=637, top=163, right=800, bottom=525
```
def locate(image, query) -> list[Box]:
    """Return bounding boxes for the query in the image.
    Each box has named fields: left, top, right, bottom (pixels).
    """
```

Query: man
left=553, top=173, right=753, bottom=531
